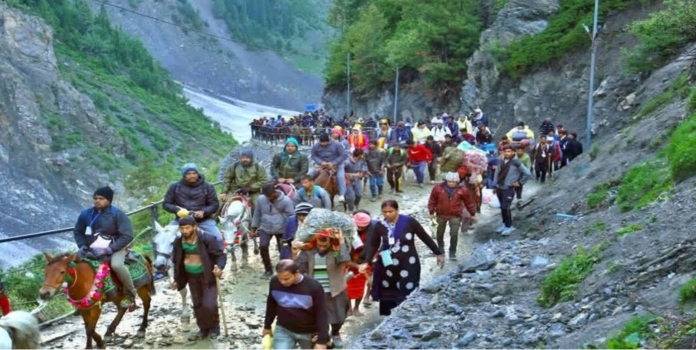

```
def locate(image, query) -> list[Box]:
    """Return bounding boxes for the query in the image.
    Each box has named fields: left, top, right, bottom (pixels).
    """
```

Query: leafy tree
left=344, top=4, right=390, bottom=93
left=324, top=0, right=482, bottom=94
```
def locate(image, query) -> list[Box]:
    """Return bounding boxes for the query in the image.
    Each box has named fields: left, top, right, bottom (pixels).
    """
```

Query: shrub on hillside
left=665, top=112, right=696, bottom=181
left=623, top=0, right=696, bottom=74
left=616, top=160, right=672, bottom=212
left=501, top=0, right=652, bottom=79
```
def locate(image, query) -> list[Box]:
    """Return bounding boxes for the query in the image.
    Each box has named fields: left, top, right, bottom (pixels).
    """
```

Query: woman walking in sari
left=359, top=200, right=444, bottom=316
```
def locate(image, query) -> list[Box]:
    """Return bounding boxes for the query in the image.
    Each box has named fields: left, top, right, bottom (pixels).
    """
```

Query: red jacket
left=428, top=182, right=476, bottom=219
left=407, top=144, right=433, bottom=163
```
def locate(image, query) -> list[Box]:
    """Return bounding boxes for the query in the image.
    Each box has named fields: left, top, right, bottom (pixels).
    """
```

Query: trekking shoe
left=119, top=293, right=135, bottom=309
left=336, top=195, right=345, bottom=203
left=261, top=271, right=273, bottom=279
left=449, top=253, right=457, bottom=261
left=501, top=226, right=515, bottom=236
left=371, top=197, right=377, bottom=202
left=495, top=224, right=506, bottom=233
left=152, top=270, right=168, bottom=282
left=418, top=183, right=424, bottom=188
left=208, top=327, right=221, bottom=338
left=332, top=335, right=344, bottom=348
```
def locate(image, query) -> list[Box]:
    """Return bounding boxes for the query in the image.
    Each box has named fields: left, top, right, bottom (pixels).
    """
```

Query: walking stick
left=215, top=273, right=229, bottom=337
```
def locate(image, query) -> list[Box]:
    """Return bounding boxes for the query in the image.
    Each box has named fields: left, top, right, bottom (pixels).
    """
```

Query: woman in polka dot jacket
left=359, top=200, right=445, bottom=316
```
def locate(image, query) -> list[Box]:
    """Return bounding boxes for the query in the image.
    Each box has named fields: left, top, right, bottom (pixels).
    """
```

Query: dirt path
left=42, top=179, right=542, bottom=349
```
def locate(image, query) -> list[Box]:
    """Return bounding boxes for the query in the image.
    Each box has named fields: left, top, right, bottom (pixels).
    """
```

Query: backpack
left=387, top=148, right=405, bottom=156
left=232, top=161, right=262, bottom=176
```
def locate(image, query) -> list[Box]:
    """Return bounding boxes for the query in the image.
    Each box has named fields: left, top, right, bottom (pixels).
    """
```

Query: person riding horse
left=308, top=134, right=348, bottom=204
left=73, top=186, right=137, bottom=309
left=220, top=150, right=269, bottom=211
left=270, top=138, right=309, bottom=189
left=163, top=163, right=223, bottom=245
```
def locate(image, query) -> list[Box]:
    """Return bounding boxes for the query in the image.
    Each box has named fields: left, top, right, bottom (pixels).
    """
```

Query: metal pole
left=393, top=66, right=400, bottom=124
left=585, top=0, right=599, bottom=148
left=347, top=53, right=351, bottom=118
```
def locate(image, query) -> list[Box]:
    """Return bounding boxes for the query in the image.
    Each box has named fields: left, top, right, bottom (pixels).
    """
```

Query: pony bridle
left=43, top=267, right=77, bottom=291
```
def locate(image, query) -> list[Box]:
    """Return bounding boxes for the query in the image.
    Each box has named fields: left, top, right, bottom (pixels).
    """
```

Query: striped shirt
left=314, top=253, right=330, bottom=293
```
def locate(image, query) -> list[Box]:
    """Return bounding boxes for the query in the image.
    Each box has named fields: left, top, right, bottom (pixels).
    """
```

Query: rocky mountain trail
left=41, top=169, right=463, bottom=349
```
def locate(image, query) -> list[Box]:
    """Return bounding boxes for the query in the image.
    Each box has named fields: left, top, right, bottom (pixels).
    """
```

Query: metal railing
left=0, top=181, right=224, bottom=244
left=251, top=126, right=381, bottom=146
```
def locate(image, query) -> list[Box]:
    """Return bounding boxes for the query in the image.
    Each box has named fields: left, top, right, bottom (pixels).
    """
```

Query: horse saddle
left=81, top=248, right=139, bottom=265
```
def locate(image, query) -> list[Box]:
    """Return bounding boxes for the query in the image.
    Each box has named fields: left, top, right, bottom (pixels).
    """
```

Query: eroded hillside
left=0, top=0, right=236, bottom=250
left=96, top=0, right=332, bottom=110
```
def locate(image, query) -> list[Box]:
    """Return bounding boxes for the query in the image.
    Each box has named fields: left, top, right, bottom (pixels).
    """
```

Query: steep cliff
left=0, top=1, right=237, bottom=266
left=0, top=2, right=114, bottom=233
left=96, top=0, right=330, bottom=110
left=321, top=0, right=664, bottom=136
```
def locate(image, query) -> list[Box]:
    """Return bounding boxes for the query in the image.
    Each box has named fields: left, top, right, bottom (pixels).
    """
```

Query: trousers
left=111, top=249, right=136, bottom=294
left=308, top=164, right=346, bottom=196
left=187, top=274, right=220, bottom=332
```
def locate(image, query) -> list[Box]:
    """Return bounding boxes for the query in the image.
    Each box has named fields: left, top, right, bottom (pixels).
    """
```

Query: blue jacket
left=311, top=140, right=348, bottom=166
left=280, top=215, right=300, bottom=260
left=73, top=205, right=133, bottom=252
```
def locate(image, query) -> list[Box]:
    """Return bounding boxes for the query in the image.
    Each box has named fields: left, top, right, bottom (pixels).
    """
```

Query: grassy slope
left=0, top=0, right=236, bottom=317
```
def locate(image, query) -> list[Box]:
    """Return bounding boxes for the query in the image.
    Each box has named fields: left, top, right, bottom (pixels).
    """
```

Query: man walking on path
left=251, top=184, right=295, bottom=278
left=493, top=146, right=531, bottom=236
left=428, top=172, right=477, bottom=261
left=405, top=139, right=433, bottom=188
left=263, top=260, right=329, bottom=350
left=385, top=143, right=408, bottom=194
left=170, top=216, right=226, bottom=339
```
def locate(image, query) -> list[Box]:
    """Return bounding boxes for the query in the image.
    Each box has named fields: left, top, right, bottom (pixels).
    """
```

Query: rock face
left=322, top=87, right=461, bottom=122
left=322, top=0, right=655, bottom=141
left=97, top=0, right=324, bottom=111
left=0, top=3, right=121, bottom=264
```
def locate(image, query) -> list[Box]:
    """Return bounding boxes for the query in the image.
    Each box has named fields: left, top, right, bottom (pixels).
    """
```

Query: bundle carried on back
left=296, top=208, right=358, bottom=248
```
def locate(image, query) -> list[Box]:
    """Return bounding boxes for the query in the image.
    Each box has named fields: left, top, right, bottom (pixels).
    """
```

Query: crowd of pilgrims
left=39, top=108, right=586, bottom=350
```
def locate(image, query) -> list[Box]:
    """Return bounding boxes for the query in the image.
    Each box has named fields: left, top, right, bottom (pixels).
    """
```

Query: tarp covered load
left=296, top=208, right=358, bottom=248
left=463, top=148, right=488, bottom=174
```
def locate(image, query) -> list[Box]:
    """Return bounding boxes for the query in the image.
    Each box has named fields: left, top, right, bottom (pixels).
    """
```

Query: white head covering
left=432, top=117, right=443, bottom=124
left=445, top=172, right=460, bottom=182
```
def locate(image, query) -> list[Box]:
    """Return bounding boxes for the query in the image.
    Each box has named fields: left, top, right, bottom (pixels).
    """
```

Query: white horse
left=152, top=222, right=193, bottom=324
left=218, top=196, right=255, bottom=271
left=0, top=310, right=41, bottom=349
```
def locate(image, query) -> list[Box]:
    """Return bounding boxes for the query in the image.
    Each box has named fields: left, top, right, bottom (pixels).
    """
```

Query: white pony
left=151, top=222, right=193, bottom=324
left=0, top=310, right=41, bottom=349
left=218, top=196, right=255, bottom=271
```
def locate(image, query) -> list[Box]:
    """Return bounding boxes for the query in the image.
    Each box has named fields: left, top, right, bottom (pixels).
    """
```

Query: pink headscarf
left=353, top=212, right=371, bottom=228
left=332, top=128, right=342, bottom=136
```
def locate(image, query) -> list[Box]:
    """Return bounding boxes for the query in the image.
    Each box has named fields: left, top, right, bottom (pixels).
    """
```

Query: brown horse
left=40, top=252, right=155, bottom=349
left=313, top=167, right=340, bottom=210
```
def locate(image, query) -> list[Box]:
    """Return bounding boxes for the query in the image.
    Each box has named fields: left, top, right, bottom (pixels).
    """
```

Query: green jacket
left=385, top=148, right=407, bottom=167
left=440, top=147, right=464, bottom=173
left=222, top=161, right=268, bottom=194
left=271, top=151, right=309, bottom=183
left=517, top=153, right=531, bottom=169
